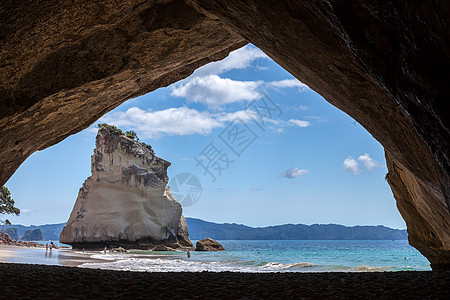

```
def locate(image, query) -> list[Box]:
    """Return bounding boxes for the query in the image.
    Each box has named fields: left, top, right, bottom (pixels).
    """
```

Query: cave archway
left=0, top=0, right=448, bottom=269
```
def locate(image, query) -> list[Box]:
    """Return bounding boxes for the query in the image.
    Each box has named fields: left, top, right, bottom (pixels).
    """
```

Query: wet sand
left=1, top=246, right=449, bottom=299
left=0, top=245, right=107, bottom=267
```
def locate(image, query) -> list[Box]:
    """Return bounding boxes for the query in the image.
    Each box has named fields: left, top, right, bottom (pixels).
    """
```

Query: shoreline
left=1, top=246, right=448, bottom=297
left=0, top=244, right=108, bottom=267
left=1, top=243, right=430, bottom=273
left=0, top=262, right=448, bottom=298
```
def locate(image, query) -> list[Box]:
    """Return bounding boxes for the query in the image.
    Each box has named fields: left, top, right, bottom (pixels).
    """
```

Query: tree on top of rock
left=97, top=123, right=123, bottom=135
left=125, top=130, right=139, bottom=141
left=97, top=124, right=155, bottom=155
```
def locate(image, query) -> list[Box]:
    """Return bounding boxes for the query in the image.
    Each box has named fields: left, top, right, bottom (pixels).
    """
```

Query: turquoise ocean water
left=79, top=240, right=431, bottom=272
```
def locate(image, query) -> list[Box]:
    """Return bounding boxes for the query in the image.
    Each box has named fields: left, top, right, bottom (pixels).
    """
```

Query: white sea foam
left=90, top=253, right=119, bottom=261
left=80, top=253, right=320, bottom=273
left=350, top=265, right=390, bottom=272
left=81, top=258, right=254, bottom=272
left=80, top=256, right=396, bottom=273
left=75, top=245, right=400, bottom=273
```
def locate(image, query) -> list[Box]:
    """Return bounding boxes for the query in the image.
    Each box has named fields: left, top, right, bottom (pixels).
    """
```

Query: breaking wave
left=79, top=251, right=393, bottom=273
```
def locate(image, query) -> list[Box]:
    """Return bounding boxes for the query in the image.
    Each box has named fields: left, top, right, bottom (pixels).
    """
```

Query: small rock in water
left=195, top=238, right=225, bottom=251
left=153, top=245, right=174, bottom=251
left=112, top=247, right=127, bottom=252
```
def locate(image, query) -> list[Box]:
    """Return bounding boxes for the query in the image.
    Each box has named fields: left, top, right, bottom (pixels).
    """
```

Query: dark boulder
left=195, top=238, right=225, bottom=251
left=153, top=245, right=174, bottom=251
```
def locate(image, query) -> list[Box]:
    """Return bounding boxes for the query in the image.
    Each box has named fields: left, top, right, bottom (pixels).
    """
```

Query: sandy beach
left=0, top=245, right=106, bottom=267
left=0, top=246, right=449, bottom=299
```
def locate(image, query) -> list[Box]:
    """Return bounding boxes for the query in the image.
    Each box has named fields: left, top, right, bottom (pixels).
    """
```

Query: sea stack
left=60, top=125, right=192, bottom=250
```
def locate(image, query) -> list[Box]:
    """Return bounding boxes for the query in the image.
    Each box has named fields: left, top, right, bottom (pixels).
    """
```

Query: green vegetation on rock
left=97, top=123, right=155, bottom=155
left=0, top=186, right=20, bottom=225
left=139, top=142, right=155, bottom=155
left=97, top=123, right=123, bottom=135
left=125, top=130, right=138, bottom=141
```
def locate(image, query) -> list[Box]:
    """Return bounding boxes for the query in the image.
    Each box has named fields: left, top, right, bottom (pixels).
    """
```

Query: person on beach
left=82, top=248, right=85, bottom=253
left=104, top=246, right=107, bottom=254
left=45, top=243, right=48, bottom=251
left=187, top=250, right=191, bottom=258
left=50, top=241, right=54, bottom=249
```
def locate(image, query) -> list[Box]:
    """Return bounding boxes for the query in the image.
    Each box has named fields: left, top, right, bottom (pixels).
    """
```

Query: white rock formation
left=60, top=127, right=192, bottom=249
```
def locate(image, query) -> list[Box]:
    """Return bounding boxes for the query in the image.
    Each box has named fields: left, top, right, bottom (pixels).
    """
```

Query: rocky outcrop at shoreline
left=195, top=238, right=225, bottom=251
left=0, top=232, right=46, bottom=248
left=60, top=126, right=193, bottom=250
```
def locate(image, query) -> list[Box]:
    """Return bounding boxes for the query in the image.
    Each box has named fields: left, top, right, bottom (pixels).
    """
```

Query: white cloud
left=343, top=157, right=361, bottom=175
left=100, top=105, right=312, bottom=139
left=358, top=153, right=379, bottom=171
left=281, top=167, right=309, bottom=179
left=268, top=79, right=309, bottom=91
left=273, top=127, right=284, bottom=133
left=170, top=46, right=310, bottom=111
left=171, top=75, right=262, bottom=110
left=100, top=107, right=221, bottom=138
left=216, top=109, right=258, bottom=123
left=193, top=45, right=269, bottom=76
left=306, top=115, right=327, bottom=123
left=288, top=119, right=311, bottom=127
left=251, top=185, right=262, bottom=192
left=100, top=107, right=279, bottom=139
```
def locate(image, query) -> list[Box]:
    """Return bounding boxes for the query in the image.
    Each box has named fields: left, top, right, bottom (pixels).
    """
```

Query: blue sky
left=5, top=45, right=406, bottom=229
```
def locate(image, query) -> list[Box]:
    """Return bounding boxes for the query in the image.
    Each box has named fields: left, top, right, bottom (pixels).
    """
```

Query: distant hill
left=0, top=219, right=407, bottom=241
left=185, top=218, right=407, bottom=240
left=0, top=223, right=65, bottom=241
left=22, top=229, right=43, bottom=241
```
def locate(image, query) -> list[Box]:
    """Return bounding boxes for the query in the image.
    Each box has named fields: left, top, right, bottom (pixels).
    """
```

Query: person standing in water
left=187, top=250, right=191, bottom=258
left=104, top=246, right=107, bottom=254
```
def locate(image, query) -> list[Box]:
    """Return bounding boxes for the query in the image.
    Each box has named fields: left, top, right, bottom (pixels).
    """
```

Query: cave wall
left=0, top=0, right=448, bottom=269
left=0, top=0, right=245, bottom=185
left=188, top=0, right=450, bottom=270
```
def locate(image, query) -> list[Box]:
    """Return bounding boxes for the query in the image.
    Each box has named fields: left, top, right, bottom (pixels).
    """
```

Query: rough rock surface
left=195, top=238, right=225, bottom=251
left=0, top=233, right=45, bottom=247
left=0, top=232, right=12, bottom=243
left=112, top=247, right=127, bottom=253
left=60, top=128, right=193, bottom=249
left=0, top=1, right=449, bottom=268
left=0, top=0, right=245, bottom=186
left=188, top=0, right=450, bottom=270
left=152, top=245, right=175, bottom=251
